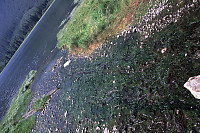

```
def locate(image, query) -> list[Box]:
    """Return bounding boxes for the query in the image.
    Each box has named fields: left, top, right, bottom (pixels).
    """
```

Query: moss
left=14, top=115, right=36, bottom=133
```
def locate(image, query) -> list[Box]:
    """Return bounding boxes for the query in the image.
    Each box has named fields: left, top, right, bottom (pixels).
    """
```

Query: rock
left=184, top=75, right=200, bottom=99
left=161, top=47, right=167, bottom=53
left=194, top=50, right=200, bottom=59
left=64, top=111, right=67, bottom=117
left=96, top=126, right=100, bottom=130
left=64, top=59, right=71, bottom=68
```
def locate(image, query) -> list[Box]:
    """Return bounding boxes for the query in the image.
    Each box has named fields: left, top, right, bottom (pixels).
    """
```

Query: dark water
left=0, top=0, right=40, bottom=60
left=0, top=0, right=76, bottom=122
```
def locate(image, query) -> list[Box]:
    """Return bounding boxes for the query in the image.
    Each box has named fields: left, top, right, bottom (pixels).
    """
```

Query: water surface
left=0, top=0, right=76, bottom=121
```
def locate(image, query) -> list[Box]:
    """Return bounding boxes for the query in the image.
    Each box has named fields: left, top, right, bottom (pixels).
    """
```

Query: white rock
left=96, top=126, right=100, bottom=130
left=64, top=59, right=71, bottom=67
left=64, top=111, right=68, bottom=117
left=161, top=47, right=167, bottom=53
left=184, top=75, right=200, bottom=99
left=104, top=128, right=109, bottom=133
left=113, top=125, right=118, bottom=131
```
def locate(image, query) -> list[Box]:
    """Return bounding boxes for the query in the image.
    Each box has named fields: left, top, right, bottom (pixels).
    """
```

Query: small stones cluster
left=114, top=0, right=199, bottom=43
left=31, top=52, right=67, bottom=132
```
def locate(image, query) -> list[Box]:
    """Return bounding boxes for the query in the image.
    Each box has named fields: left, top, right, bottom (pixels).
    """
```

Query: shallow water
left=0, top=0, right=77, bottom=122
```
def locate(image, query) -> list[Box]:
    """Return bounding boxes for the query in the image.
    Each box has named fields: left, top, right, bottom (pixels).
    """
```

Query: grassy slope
left=59, top=0, right=200, bottom=132
left=57, top=0, right=143, bottom=53
left=0, top=70, right=37, bottom=133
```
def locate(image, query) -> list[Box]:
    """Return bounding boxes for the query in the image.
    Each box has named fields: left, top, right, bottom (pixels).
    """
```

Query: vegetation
left=0, top=70, right=37, bottom=133
left=59, top=0, right=200, bottom=132
left=0, top=0, right=53, bottom=73
left=33, top=95, right=50, bottom=111
left=57, top=0, right=142, bottom=52
left=13, top=115, right=35, bottom=133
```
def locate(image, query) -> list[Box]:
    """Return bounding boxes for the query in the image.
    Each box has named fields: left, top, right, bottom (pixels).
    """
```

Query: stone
left=194, top=50, right=200, bottom=59
left=184, top=75, right=200, bottom=99
left=64, top=111, right=67, bottom=117
left=64, top=59, right=71, bottom=68
left=161, top=47, right=167, bottom=53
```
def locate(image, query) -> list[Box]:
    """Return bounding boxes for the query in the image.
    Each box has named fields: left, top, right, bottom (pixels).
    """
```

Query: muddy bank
left=31, top=50, right=72, bottom=132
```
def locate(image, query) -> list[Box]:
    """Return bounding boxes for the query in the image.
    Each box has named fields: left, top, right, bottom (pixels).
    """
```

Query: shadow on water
left=0, top=0, right=77, bottom=122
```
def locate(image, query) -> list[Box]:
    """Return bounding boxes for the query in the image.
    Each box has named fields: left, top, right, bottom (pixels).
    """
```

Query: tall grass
left=33, top=95, right=50, bottom=111
left=57, top=0, right=141, bottom=52
left=0, top=70, right=37, bottom=132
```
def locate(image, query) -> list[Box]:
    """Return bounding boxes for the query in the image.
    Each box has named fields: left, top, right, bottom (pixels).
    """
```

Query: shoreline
left=36, top=0, right=200, bottom=132
left=0, top=70, right=37, bottom=132
left=0, top=0, right=199, bottom=132
left=0, top=0, right=78, bottom=123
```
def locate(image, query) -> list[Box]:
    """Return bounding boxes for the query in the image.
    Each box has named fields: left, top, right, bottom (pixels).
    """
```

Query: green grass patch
left=57, top=0, right=142, bottom=52
left=0, top=70, right=37, bottom=133
left=14, top=115, right=35, bottom=133
left=33, top=95, right=50, bottom=111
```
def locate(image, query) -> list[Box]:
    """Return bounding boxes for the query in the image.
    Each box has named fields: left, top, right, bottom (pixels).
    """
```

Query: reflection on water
left=0, top=0, right=40, bottom=61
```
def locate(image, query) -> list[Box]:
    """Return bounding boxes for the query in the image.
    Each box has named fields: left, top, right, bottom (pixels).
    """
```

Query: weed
left=33, top=95, right=50, bottom=111
left=0, top=70, right=37, bottom=132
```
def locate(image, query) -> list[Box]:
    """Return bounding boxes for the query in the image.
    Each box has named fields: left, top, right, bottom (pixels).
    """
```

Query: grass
left=14, top=115, right=35, bottom=133
left=59, top=0, right=200, bottom=132
left=33, top=95, right=50, bottom=111
left=57, top=0, right=143, bottom=54
left=0, top=70, right=37, bottom=133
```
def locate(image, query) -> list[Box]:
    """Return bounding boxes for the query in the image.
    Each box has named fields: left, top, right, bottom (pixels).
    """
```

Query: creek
left=0, top=0, right=77, bottom=122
